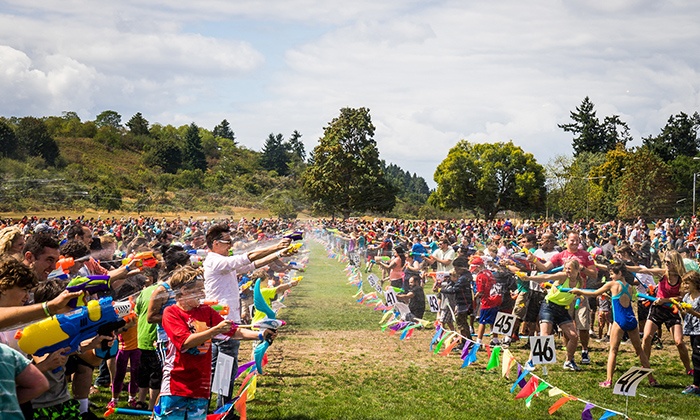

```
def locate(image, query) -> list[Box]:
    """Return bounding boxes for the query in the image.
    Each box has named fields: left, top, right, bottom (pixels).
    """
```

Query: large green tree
left=94, top=110, right=122, bottom=129
left=287, top=130, right=306, bottom=162
left=430, top=140, right=546, bottom=219
left=559, top=97, right=630, bottom=156
left=16, top=117, right=60, bottom=166
left=616, top=148, right=675, bottom=218
left=642, top=112, right=700, bottom=162
left=182, top=123, right=207, bottom=172
left=302, top=107, right=396, bottom=218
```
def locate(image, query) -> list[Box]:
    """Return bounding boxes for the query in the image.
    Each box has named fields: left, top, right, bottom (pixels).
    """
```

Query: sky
left=2, top=0, right=700, bottom=187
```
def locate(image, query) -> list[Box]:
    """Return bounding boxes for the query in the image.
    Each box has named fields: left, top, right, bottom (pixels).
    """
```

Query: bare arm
left=570, top=281, right=614, bottom=297
left=247, top=239, right=291, bottom=262
left=0, top=290, right=84, bottom=329
left=15, top=363, right=49, bottom=404
left=147, top=285, right=168, bottom=324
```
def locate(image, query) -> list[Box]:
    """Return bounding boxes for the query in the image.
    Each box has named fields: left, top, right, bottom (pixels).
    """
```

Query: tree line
left=2, top=99, right=698, bottom=220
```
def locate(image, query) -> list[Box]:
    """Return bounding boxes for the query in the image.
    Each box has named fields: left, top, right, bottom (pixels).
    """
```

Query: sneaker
left=682, top=385, right=700, bottom=395
left=106, top=399, right=117, bottom=409
left=489, top=338, right=501, bottom=346
left=128, top=397, right=138, bottom=408
left=599, top=380, right=612, bottom=388
left=688, top=369, right=695, bottom=376
left=580, top=351, right=591, bottom=365
left=563, top=360, right=581, bottom=372
left=652, top=334, right=663, bottom=350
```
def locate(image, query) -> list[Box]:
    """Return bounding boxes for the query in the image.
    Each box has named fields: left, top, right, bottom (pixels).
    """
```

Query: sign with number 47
left=529, top=335, right=556, bottom=365
left=613, top=367, right=653, bottom=397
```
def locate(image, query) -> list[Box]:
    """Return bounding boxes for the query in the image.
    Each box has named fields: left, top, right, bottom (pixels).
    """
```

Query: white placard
left=395, top=302, right=411, bottom=318
left=492, top=312, right=516, bottom=336
left=427, top=294, right=439, bottom=313
left=367, top=274, right=382, bottom=294
left=529, top=335, right=556, bottom=365
left=613, top=367, right=653, bottom=397
left=211, top=352, right=234, bottom=397
left=384, top=289, right=398, bottom=307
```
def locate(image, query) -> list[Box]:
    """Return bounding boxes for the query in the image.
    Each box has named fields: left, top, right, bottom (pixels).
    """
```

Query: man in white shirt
left=203, top=223, right=290, bottom=407
left=429, top=239, right=456, bottom=272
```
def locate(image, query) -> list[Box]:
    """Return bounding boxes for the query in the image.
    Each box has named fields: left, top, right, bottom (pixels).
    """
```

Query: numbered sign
left=613, top=367, right=653, bottom=397
left=367, top=274, right=382, bottom=294
left=349, top=252, right=361, bottom=267
left=529, top=335, right=556, bottom=365
left=492, top=312, right=516, bottom=336
left=384, top=289, right=398, bottom=307
left=427, top=294, right=439, bottom=313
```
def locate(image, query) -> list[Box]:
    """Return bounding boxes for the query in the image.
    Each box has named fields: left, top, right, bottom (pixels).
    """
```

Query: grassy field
left=95, top=238, right=698, bottom=419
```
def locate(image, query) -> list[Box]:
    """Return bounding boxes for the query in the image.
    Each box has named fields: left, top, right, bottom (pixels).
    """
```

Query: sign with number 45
left=492, top=312, right=516, bottom=336
left=529, top=335, right=556, bottom=365
left=613, top=367, right=653, bottom=397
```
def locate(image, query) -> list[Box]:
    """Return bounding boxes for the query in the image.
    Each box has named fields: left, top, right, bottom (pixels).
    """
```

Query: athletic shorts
left=648, top=305, right=682, bottom=330
left=478, top=307, right=499, bottom=325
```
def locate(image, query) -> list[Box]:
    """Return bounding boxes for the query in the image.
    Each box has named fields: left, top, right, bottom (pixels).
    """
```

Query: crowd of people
left=0, top=215, right=305, bottom=419
left=321, top=215, right=700, bottom=396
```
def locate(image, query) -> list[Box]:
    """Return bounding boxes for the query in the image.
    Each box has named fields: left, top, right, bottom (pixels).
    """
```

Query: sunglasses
left=664, top=260, right=672, bottom=264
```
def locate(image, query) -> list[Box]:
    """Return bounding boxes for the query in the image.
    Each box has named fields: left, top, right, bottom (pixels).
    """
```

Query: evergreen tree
left=287, top=130, right=306, bottom=162
left=559, top=97, right=630, bottom=156
left=182, top=123, right=207, bottom=171
left=126, top=112, right=150, bottom=136
left=643, top=112, right=700, bottom=162
left=261, top=133, right=290, bottom=176
left=213, top=119, right=236, bottom=143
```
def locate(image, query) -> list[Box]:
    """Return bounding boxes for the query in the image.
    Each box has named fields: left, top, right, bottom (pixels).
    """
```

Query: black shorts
left=137, top=349, right=162, bottom=390
left=65, top=354, right=94, bottom=376
left=648, top=305, right=682, bottom=330
left=525, top=291, right=545, bottom=323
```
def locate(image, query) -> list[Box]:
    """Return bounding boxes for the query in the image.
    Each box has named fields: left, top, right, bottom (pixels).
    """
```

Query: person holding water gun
left=626, top=250, right=693, bottom=378
left=570, top=263, right=657, bottom=388
left=679, top=270, right=700, bottom=395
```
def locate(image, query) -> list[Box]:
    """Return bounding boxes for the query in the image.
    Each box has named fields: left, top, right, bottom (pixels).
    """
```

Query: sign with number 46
left=613, top=367, right=653, bottom=397
left=529, top=335, right=556, bottom=365
left=492, top=312, right=516, bottom=336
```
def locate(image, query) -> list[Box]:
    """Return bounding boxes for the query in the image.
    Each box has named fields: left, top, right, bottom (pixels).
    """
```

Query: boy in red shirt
left=158, top=266, right=275, bottom=420
left=471, top=257, right=503, bottom=346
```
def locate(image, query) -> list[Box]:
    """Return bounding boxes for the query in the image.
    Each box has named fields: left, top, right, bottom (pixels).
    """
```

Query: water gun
left=284, top=231, right=304, bottom=241
left=282, top=243, right=303, bottom=255
left=290, top=276, right=303, bottom=284
left=104, top=407, right=151, bottom=417
left=636, top=293, right=684, bottom=314
left=15, top=296, right=133, bottom=357
left=252, top=278, right=283, bottom=374
left=409, top=252, right=431, bottom=257
left=66, top=275, right=111, bottom=307
left=188, top=249, right=208, bottom=266
left=121, top=251, right=158, bottom=269
left=670, top=298, right=693, bottom=312
left=371, top=256, right=391, bottom=264
left=239, top=318, right=287, bottom=330
left=201, top=300, right=230, bottom=316
left=49, top=256, right=91, bottom=279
